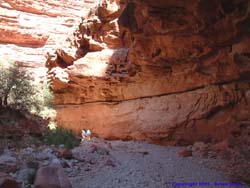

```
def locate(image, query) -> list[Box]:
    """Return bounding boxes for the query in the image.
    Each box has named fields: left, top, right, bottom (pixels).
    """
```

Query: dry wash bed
left=69, top=139, right=246, bottom=188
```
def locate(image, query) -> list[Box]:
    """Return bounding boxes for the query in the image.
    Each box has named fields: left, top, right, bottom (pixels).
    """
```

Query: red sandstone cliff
left=1, top=0, right=249, bottom=182
left=1, top=0, right=249, bottom=147
left=0, top=0, right=97, bottom=79
left=46, top=0, right=250, bottom=147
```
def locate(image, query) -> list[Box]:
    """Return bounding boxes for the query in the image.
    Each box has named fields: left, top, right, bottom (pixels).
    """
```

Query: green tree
left=0, top=60, right=35, bottom=110
left=0, top=59, right=56, bottom=123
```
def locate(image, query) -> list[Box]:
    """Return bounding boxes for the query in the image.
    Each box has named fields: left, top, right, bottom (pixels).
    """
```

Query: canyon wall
left=47, top=0, right=250, bottom=145
left=2, top=0, right=248, bottom=145
left=0, top=0, right=97, bottom=80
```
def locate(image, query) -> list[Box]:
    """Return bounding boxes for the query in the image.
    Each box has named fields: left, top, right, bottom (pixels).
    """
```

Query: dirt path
left=69, top=139, right=244, bottom=188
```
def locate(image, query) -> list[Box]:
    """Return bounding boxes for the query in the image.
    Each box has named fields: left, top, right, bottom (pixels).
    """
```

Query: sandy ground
left=1, top=138, right=249, bottom=188
left=68, top=139, right=247, bottom=188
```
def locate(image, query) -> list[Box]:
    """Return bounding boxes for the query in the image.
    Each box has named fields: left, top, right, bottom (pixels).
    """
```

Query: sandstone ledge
left=56, top=81, right=250, bottom=145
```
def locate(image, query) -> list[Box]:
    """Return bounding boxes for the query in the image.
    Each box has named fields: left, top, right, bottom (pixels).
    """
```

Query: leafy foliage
left=0, top=59, right=55, bottom=120
left=0, top=60, right=36, bottom=110
left=31, top=82, right=56, bottom=120
left=43, top=127, right=80, bottom=149
left=0, top=60, right=79, bottom=149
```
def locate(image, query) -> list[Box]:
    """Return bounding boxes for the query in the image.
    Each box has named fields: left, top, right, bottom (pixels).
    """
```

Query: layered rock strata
left=0, top=0, right=97, bottom=80
left=47, top=0, right=250, bottom=145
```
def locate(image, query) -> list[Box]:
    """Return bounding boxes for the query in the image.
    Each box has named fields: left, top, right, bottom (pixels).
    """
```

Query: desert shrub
left=0, top=60, right=36, bottom=110
left=43, top=127, right=80, bottom=149
left=31, top=81, right=56, bottom=120
left=0, top=59, right=55, bottom=120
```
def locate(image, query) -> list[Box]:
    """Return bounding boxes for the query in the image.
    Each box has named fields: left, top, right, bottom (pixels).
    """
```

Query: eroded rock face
left=47, top=0, right=250, bottom=145
left=0, top=0, right=98, bottom=80
left=56, top=83, right=250, bottom=145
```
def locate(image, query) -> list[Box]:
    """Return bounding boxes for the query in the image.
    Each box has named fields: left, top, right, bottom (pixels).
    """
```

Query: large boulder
left=0, top=172, right=21, bottom=188
left=34, top=163, right=73, bottom=188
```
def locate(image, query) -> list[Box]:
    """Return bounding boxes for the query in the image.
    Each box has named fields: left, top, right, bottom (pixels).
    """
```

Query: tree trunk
left=3, top=93, right=8, bottom=106
left=3, top=86, right=12, bottom=107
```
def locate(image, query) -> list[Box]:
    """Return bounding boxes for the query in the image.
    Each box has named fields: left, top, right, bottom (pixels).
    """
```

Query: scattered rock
left=132, top=150, right=149, bottom=155
left=22, top=147, right=34, bottom=154
left=60, top=160, right=71, bottom=168
left=89, top=159, right=97, bottom=165
left=191, top=142, right=209, bottom=157
left=192, top=142, right=208, bottom=152
left=57, top=148, right=73, bottom=159
left=16, top=168, right=36, bottom=187
left=72, top=140, right=111, bottom=163
left=178, top=149, right=192, bottom=157
left=104, top=158, right=116, bottom=167
left=90, top=144, right=110, bottom=155
left=50, top=158, right=62, bottom=166
left=35, top=148, right=56, bottom=161
left=0, top=154, right=19, bottom=173
left=26, top=161, right=39, bottom=170
left=210, top=139, right=229, bottom=152
left=34, top=164, right=73, bottom=188
left=59, top=145, right=65, bottom=149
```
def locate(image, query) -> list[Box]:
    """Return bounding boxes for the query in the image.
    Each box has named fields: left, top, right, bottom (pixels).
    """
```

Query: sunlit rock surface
left=1, top=0, right=249, bottom=183
left=47, top=0, right=250, bottom=145
left=0, top=0, right=98, bottom=80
